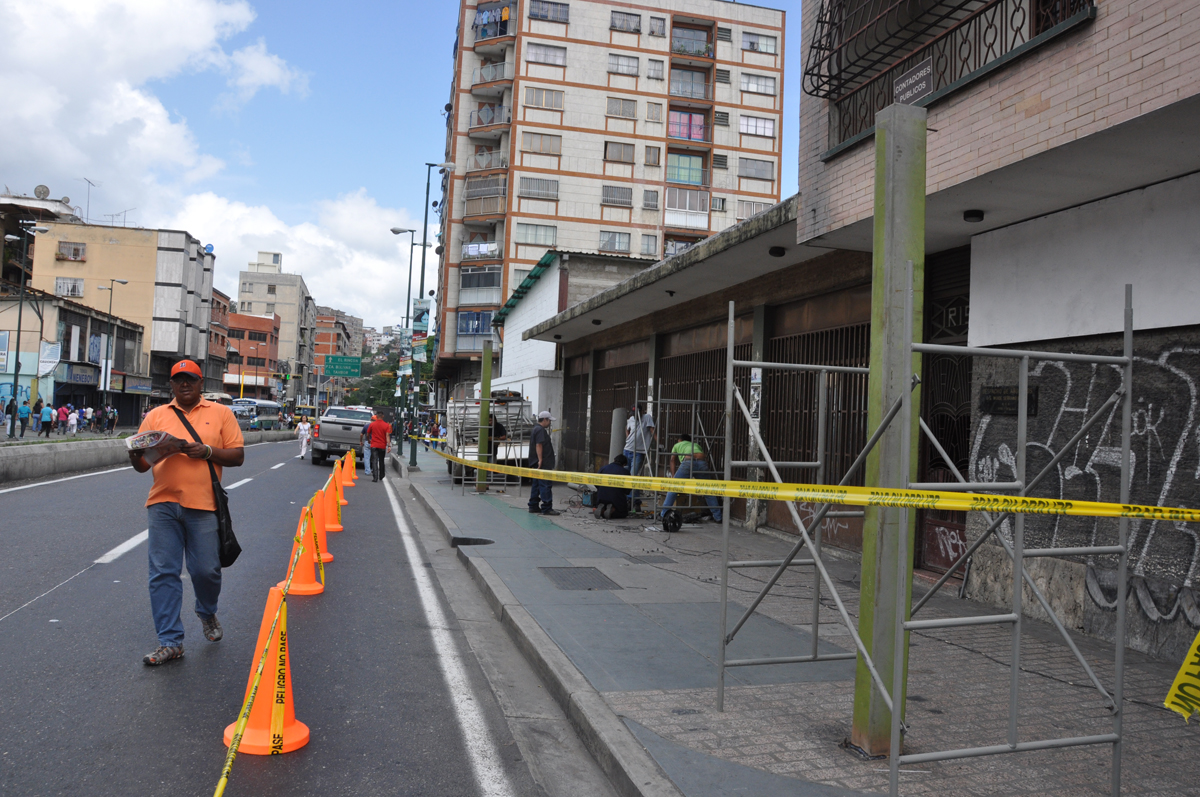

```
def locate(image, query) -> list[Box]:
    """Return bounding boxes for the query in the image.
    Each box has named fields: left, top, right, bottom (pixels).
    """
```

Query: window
left=56, top=241, right=86, bottom=261
left=714, top=111, right=730, bottom=126
left=525, top=86, right=564, bottom=109
left=606, top=97, right=637, bottom=118
left=739, top=157, right=774, bottom=180
left=668, top=110, right=708, bottom=141
left=743, top=32, right=777, bottom=54
left=711, top=197, right=727, bottom=212
left=667, top=152, right=705, bottom=184
left=266, top=284, right=277, bottom=294
left=529, top=0, right=568, bottom=22
left=601, top=185, right=633, bottom=207
left=643, top=190, right=659, bottom=210
left=229, top=329, right=245, bottom=340
left=248, top=331, right=268, bottom=342
left=513, top=269, right=531, bottom=286
left=527, top=43, right=567, bottom=66
left=465, top=174, right=507, bottom=198
left=519, top=176, right=559, bottom=200
left=228, top=352, right=243, bottom=364
left=670, top=67, right=708, bottom=99
left=241, top=281, right=253, bottom=293
left=649, top=17, right=666, bottom=36
left=647, top=59, right=664, bottom=80
left=645, top=145, right=661, bottom=166
left=642, top=235, right=659, bottom=256
left=737, top=200, right=772, bottom=219
left=741, top=73, right=777, bottom=95
left=460, top=266, right=503, bottom=305
left=604, top=141, right=635, bottom=163
left=54, top=277, right=84, bottom=297
left=715, top=68, right=731, bottom=84
left=522, top=131, right=562, bottom=154
left=665, top=239, right=696, bottom=256
left=666, top=187, right=709, bottom=212
left=610, top=11, right=641, bottom=32
left=458, top=311, right=493, bottom=335
left=247, top=357, right=266, bottom=367
left=739, top=115, right=776, bottom=137
left=712, top=154, right=729, bottom=169
left=265, top=303, right=276, bottom=314
left=599, top=231, right=631, bottom=252
left=515, top=223, right=557, bottom=246
left=272, top=253, right=281, bottom=264
left=608, top=54, right=639, bottom=76
left=671, top=27, right=711, bottom=57
left=717, top=26, right=732, bottom=42
left=646, top=102, right=662, bottom=122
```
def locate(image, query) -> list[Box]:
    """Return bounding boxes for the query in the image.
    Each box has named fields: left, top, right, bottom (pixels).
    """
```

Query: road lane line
left=226, top=478, right=253, bottom=490
left=0, top=466, right=133, bottom=495
left=271, top=462, right=287, bottom=470
left=95, top=530, right=150, bottom=564
left=0, top=564, right=95, bottom=623
left=384, top=481, right=516, bottom=797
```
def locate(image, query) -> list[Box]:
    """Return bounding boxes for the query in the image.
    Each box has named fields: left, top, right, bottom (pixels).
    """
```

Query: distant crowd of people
left=2, top=397, right=121, bottom=439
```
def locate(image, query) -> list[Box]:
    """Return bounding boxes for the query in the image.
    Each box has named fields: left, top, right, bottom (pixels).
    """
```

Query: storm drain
left=626, top=554, right=675, bottom=564
left=539, top=567, right=623, bottom=591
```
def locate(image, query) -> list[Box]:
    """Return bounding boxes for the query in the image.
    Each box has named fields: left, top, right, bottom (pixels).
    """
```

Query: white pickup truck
left=312, top=406, right=374, bottom=466
left=445, top=396, right=533, bottom=479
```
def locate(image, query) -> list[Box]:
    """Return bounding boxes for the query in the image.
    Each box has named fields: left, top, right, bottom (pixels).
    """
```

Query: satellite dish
left=34, top=185, right=50, bottom=200
left=60, top=196, right=70, bottom=205
left=205, top=243, right=214, bottom=253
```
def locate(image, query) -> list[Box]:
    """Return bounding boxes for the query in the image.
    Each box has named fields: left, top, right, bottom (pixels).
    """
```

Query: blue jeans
left=528, top=476, right=553, bottom=511
left=147, top=502, right=222, bottom=647
left=623, top=449, right=646, bottom=503
left=661, top=460, right=722, bottom=521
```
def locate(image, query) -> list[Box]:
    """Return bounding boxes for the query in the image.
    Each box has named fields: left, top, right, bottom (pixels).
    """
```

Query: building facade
left=225, top=312, right=281, bottom=401
left=314, top=314, right=349, bottom=407
left=315, top=305, right=364, bottom=358
left=29, top=223, right=214, bottom=402
left=433, top=0, right=785, bottom=394
left=206, top=288, right=232, bottom=395
left=236, top=252, right=316, bottom=409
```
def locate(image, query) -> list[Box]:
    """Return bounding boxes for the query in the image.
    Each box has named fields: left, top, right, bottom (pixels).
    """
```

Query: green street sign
left=322, top=355, right=361, bottom=377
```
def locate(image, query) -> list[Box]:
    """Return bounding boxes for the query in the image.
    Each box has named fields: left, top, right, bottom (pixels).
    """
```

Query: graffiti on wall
left=968, top=343, right=1200, bottom=626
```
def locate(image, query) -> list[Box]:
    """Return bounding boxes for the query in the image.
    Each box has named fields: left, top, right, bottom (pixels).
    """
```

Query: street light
left=6, top=225, right=49, bottom=438
left=391, top=227, right=416, bottom=326
left=96, top=279, right=129, bottom=412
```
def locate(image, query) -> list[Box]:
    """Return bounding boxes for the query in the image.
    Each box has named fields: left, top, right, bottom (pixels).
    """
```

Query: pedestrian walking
left=107, top=406, right=119, bottom=435
left=439, top=422, right=447, bottom=451
left=31, top=399, right=43, bottom=433
left=364, top=415, right=392, bottom=482
left=39, top=403, right=53, bottom=437
left=57, top=404, right=68, bottom=435
left=295, top=416, right=312, bottom=459
left=4, top=398, right=16, bottom=438
left=128, top=359, right=244, bottom=666
left=67, top=408, right=78, bottom=436
left=84, top=405, right=94, bottom=432
left=18, top=400, right=31, bottom=438
left=527, top=411, right=559, bottom=515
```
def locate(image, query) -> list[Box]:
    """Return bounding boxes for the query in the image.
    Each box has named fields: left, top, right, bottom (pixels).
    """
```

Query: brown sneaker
left=143, top=645, right=184, bottom=666
left=198, top=614, right=223, bottom=642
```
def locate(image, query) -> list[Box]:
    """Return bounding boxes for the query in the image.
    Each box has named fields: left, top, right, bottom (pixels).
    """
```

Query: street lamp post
left=6, top=225, right=49, bottom=438
left=96, top=278, right=129, bottom=412
left=390, top=227, right=416, bottom=326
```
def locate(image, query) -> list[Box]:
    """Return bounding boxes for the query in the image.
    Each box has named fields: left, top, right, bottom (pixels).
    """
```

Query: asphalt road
left=0, top=440, right=535, bottom=796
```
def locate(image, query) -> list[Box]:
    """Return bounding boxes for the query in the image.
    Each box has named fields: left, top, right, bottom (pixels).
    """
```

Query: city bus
left=231, top=398, right=283, bottom=430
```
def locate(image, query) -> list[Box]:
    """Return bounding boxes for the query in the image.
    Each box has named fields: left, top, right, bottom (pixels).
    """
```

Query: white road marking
left=384, top=481, right=516, bottom=797
left=226, top=478, right=253, bottom=490
left=0, top=466, right=133, bottom=495
left=271, top=462, right=287, bottom=470
left=95, top=530, right=150, bottom=564
left=0, top=564, right=95, bottom=623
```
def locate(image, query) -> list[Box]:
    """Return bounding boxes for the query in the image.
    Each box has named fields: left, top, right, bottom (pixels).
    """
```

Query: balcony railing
left=671, top=38, right=714, bottom=58
left=666, top=166, right=710, bottom=187
left=667, top=122, right=713, bottom=143
left=669, top=80, right=714, bottom=101
left=472, top=7, right=515, bottom=43
left=464, top=196, right=506, bottom=217
left=461, top=241, right=503, bottom=260
left=463, top=176, right=507, bottom=199
left=456, top=332, right=501, bottom=352
left=466, top=150, right=508, bottom=171
left=472, top=62, right=515, bottom=85
left=468, top=105, right=512, bottom=128
left=664, top=209, right=710, bottom=230
left=459, top=286, right=503, bottom=306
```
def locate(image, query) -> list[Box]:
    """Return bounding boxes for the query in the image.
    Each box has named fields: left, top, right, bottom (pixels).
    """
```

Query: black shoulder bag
left=172, top=407, right=242, bottom=568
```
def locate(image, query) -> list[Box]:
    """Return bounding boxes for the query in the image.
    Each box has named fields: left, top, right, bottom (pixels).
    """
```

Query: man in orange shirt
left=129, top=360, right=244, bottom=666
left=363, top=414, right=392, bottom=483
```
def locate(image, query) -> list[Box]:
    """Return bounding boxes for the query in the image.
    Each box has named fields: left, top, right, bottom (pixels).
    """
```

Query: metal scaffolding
left=445, top=397, right=534, bottom=495
left=717, top=280, right=1134, bottom=796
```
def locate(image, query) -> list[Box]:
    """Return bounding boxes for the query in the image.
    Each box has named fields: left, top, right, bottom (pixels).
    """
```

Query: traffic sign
left=322, top=355, right=361, bottom=377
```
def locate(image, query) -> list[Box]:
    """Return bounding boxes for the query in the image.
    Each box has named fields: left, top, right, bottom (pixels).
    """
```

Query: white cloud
left=223, top=38, right=309, bottom=105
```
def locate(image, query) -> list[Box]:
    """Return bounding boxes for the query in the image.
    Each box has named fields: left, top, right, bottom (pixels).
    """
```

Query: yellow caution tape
left=433, top=449, right=1200, bottom=523
left=269, top=600, right=288, bottom=754
left=1166, top=630, right=1200, bottom=721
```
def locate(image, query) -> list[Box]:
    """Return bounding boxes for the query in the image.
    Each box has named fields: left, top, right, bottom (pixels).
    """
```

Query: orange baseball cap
left=170, top=359, right=203, bottom=379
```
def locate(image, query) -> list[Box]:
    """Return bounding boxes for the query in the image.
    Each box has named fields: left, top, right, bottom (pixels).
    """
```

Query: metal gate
left=561, top=355, right=590, bottom=473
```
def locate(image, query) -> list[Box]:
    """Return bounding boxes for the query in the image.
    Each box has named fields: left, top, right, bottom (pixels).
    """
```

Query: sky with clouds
left=0, top=0, right=802, bottom=330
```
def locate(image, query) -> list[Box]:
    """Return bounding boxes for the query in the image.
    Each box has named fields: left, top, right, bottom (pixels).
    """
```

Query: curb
left=405, top=479, right=685, bottom=797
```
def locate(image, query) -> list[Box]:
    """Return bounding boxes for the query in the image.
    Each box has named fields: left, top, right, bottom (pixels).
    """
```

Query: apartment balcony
left=470, top=62, right=514, bottom=96
left=667, top=122, right=713, bottom=145
left=666, top=166, right=710, bottom=187
left=669, top=80, right=715, bottom=102
left=458, top=286, right=503, bottom=306
left=460, top=240, right=503, bottom=261
left=472, top=8, right=515, bottom=55
left=467, top=105, right=512, bottom=139
left=455, top=332, right=501, bottom=353
left=664, top=209, right=710, bottom=230
left=466, top=150, right=509, bottom=172
left=463, top=195, right=507, bottom=219
left=670, top=37, right=714, bottom=59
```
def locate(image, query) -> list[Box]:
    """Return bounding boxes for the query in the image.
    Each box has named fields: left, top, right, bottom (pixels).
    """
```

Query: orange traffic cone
left=346, top=449, right=358, bottom=483
left=278, top=517, right=323, bottom=595
left=341, top=452, right=356, bottom=487
left=309, top=499, right=333, bottom=563
left=322, top=485, right=343, bottom=532
left=223, top=587, right=310, bottom=755
left=333, top=460, right=349, bottom=506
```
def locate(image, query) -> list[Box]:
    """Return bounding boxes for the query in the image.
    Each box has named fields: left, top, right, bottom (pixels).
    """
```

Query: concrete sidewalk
left=399, top=446, right=1199, bottom=797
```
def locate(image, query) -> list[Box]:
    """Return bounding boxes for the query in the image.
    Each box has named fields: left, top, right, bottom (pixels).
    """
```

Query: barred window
left=464, top=174, right=507, bottom=198
left=606, top=97, right=637, bottom=118
left=646, top=102, right=663, bottom=122
left=525, top=86, right=564, bottom=109
left=601, top=185, right=633, bottom=207
left=739, top=157, right=774, bottom=180
left=608, top=54, right=639, bottom=76
left=641, top=234, right=658, bottom=256
left=610, top=11, right=641, bottom=32
left=740, top=73, right=776, bottom=95
left=604, top=141, right=635, bottom=163
left=57, top=241, right=86, bottom=261
left=515, top=223, right=557, bottom=246
left=55, top=277, right=84, bottom=297
left=529, top=0, right=569, bottom=22
left=743, top=32, right=777, bottom=53
left=737, top=200, right=772, bottom=219
left=522, top=131, right=562, bottom=154
left=643, top=190, right=659, bottom=210
left=647, top=59, right=664, bottom=80
left=739, top=115, right=775, bottom=137
left=519, top=176, right=559, bottom=200
left=527, top=43, right=567, bottom=66
left=649, top=17, right=666, bottom=36
left=599, top=231, right=631, bottom=252
left=248, top=331, right=268, bottom=342
left=645, top=145, right=661, bottom=166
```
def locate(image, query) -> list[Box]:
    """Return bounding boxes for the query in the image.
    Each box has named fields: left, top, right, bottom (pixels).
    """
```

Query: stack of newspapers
left=125, top=430, right=184, bottom=465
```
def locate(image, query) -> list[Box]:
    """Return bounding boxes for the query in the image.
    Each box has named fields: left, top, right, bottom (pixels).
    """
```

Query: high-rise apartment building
left=236, top=252, right=317, bottom=408
left=316, top=305, right=364, bottom=358
left=434, top=0, right=785, bottom=393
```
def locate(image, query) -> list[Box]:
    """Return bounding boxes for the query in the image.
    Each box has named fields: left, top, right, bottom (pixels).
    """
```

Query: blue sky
left=0, top=0, right=802, bottom=328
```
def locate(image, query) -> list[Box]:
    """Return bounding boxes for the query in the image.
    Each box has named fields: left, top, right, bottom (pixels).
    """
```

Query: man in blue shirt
left=594, top=454, right=630, bottom=519
left=17, top=400, right=31, bottom=438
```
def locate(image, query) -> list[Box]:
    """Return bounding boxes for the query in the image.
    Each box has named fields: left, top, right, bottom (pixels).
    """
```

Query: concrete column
left=745, top=305, right=768, bottom=529
left=851, top=103, right=927, bottom=757
left=476, top=338, right=493, bottom=493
